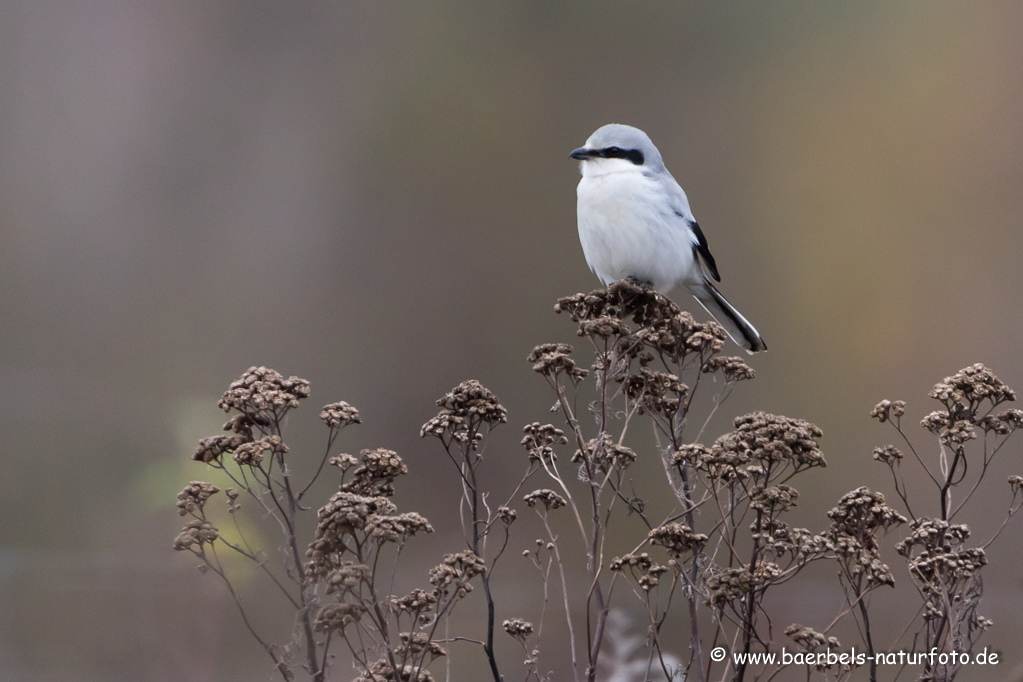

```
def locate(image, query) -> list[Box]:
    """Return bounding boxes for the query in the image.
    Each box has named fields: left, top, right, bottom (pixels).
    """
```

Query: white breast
left=576, top=167, right=694, bottom=293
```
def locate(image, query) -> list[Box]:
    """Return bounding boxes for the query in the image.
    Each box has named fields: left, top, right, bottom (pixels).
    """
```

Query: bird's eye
left=599, top=146, right=644, bottom=165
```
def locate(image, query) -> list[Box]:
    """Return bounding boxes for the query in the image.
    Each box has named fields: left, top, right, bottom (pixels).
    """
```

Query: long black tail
left=691, top=279, right=767, bottom=354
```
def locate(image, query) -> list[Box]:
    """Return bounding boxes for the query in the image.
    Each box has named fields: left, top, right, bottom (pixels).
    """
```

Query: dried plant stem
left=733, top=511, right=761, bottom=682
left=270, top=415, right=324, bottom=682
left=537, top=513, right=581, bottom=682
left=950, top=434, right=1010, bottom=518
left=444, top=421, right=503, bottom=682
left=200, top=542, right=294, bottom=681
left=857, top=593, right=877, bottom=682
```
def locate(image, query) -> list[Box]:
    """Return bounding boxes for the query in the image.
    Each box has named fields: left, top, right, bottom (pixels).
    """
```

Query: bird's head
left=570, top=124, right=664, bottom=177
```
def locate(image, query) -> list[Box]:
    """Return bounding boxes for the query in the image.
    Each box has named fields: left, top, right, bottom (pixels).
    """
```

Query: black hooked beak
left=570, top=147, right=594, bottom=160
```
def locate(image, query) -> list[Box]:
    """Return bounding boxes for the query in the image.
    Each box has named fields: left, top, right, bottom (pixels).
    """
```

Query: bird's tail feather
left=691, top=280, right=767, bottom=354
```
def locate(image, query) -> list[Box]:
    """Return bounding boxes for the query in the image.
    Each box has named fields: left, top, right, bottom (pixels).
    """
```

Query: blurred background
left=2, top=1, right=1023, bottom=680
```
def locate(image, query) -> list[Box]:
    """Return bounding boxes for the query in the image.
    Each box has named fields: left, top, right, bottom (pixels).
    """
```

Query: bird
left=570, top=124, right=767, bottom=353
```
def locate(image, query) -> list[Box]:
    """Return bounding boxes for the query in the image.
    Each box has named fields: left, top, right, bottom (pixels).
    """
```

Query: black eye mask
left=597, top=146, right=645, bottom=166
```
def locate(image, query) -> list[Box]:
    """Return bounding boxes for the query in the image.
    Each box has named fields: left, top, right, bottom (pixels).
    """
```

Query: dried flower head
left=638, top=311, right=724, bottom=361
left=314, top=602, right=365, bottom=632
left=677, top=324, right=727, bottom=355
left=1009, top=475, right=1023, bottom=495
left=222, top=414, right=256, bottom=437
left=307, top=493, right=398, bottom=579
left=621, top=369, right=687, bottom=416
left=429, top=551, right=485, bottom=597
left=895, top=518, right=988, bottom=602
left=921, top=410, right=949, bottom=434
left=324, top=562, right=371, bottom=596
left=497, top=506, right=517, bottom=524
left=706, top=564, right=780, bottom=608
left=702, top=355, right=756, bottom=381
left=681, top=441, right=750, bottom=481
left=343, top=448, right=408, bottom=497
left=367, top=512, right=434, bottom=544
left=390, top=588, right=438, bottom=615
left=908, top=547, right=987, bottom=593
left=397, top=632, right=447, bottom=659
left=176, top=481, right=220, bottom=516
left=420, top=412, right=468, bottom=440
left=435, top=380, right=507, bottom=425
left=826, top=487, right=906, bottom=587
left=318, top=492, right=397, bottom=536
left=521, top=422, right=568, bottom=463
left=896, top=518, right=970, bottom=558
left=329, top=453, right=359, bottom=471
left=785, top=623, right=840, bottom=652
left=712, top=412, right=826, bottom=472
left=637, top=566, right=669, bottom=591
left=870, top=399, right=906, bottom=423
left=999, top=409, right=1023, bottom=431
left=610, top=552, right=654, bottom=572
left=578, top=315, right=631, bottom=340
left=749, top=484, right=799, bottom=514
left=556, top=282, right=725, bottom=361
left=502, top=618, right=534, bottom=641
left=940, top=420, right=977, bottom=446
left=648, top=522, right=708, bottom=558
left=929, top=363, right=1015, bottom=408
left=527, top=343, right=588, bottom=380
left=554, top=282, right=672, bottom=327
left=872, top=445, right=903, bottom=465
left=232, top=435, right=285, bottom=466
left=609, top=552, right=668, bottom=591
left=827, top=487, right=906, bottom=537
left=753, top=521, right=829, bottom=559
left=672, top=443, right=707, bottom=465
left=193, top=434, right=248, bottom=463
left=218, top=366, right=310, bottom=415
left=421, top=381, right=506, bottom=447
left=979, top=410, right=1023, bottom=434
left=922, top=402, right=981, bottom=446
left=573, top=433, right=637, bottom=472
left=320, top=401, right=362, bottom=428
left=173, top=519, right=219, bottom=551
left=524, top=489, right=567, bottom=511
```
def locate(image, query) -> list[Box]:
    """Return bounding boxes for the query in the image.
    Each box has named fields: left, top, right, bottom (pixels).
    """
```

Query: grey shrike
left=570, top=124, right=767, bottom=353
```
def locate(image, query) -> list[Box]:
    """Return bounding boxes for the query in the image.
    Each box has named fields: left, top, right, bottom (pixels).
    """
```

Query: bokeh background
left=2, top=2, right=1023, bottom=680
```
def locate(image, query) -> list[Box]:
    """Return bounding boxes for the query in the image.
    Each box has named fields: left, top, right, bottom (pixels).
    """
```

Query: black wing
left=688, top=220, right=720, bottom=282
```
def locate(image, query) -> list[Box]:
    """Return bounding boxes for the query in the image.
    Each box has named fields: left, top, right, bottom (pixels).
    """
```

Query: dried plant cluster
left=175, top=285, right=1022, bottom=682
left=176, top=366, right=470, bottom=682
